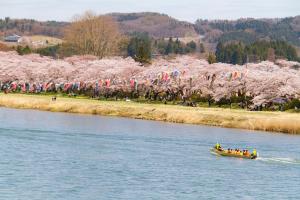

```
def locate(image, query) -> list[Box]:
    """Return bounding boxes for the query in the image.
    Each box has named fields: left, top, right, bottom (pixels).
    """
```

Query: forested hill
left=0, top=18, right=67, bottom=38
left=1, top=13, right=300, bottom=47
left=195, top=16, right=300, bottom=46
left=0, top=13, right=198, bottom=39
left=108, top=12, right=198, bottom=38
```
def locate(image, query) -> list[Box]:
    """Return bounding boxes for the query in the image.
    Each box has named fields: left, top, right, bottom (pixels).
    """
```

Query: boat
left=211, top=147, right=257, bottom=159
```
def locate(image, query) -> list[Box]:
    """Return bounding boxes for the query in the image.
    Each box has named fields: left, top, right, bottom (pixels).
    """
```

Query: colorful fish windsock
left=130, top=79, right=135, bottom=88
left=11, top=82, right=17, bottom=91
left=106, top=79, right=110, bottom=87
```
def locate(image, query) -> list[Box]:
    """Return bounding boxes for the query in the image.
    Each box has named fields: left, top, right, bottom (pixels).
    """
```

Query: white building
left=4, top=34, right=22, bottom=42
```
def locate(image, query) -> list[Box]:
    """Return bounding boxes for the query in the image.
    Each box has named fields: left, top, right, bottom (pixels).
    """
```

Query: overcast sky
left=0, top=0, right=299, bottom=22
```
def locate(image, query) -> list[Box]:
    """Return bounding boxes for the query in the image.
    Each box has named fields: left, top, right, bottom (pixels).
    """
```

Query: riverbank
left=0, top=93, right=300, bottom=134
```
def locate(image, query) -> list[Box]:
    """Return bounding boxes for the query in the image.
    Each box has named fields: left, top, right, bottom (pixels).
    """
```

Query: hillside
left=195, top=16, right=300, bottom=47
left=0, top=14, right=299, bottom=49
left=109, top=12, right=198, bottom=38
left=0, top=13, right=198, bottom=39
left=0, top=18, right=67, bottom=38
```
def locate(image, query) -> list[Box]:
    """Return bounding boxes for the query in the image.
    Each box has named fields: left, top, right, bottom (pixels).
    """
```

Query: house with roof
left=4, top=34, right=22, bottom=42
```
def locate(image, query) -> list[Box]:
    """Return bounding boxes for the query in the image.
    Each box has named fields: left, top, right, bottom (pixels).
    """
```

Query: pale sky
left=0, top=0, right=299, bottom=22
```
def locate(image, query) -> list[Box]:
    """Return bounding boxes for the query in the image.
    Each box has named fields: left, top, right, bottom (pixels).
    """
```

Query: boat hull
left=211, top=148, right=257, bottom=159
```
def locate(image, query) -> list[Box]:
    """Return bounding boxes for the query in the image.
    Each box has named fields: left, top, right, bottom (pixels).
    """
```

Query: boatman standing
left=215, top=143, right=221, bottom=151
left=252, top=149, right=257, bottom=157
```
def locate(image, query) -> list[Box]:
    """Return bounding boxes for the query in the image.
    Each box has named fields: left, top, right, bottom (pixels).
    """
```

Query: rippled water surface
left=0, top=107, right=299, bottom=200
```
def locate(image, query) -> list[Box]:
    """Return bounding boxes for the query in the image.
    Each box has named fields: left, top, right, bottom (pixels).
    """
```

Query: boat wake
left=257, top=157, right=300, bottom=165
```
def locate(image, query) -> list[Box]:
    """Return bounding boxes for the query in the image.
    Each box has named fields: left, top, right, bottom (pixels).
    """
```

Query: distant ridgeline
left=195, top=16, right=300, bottom=47
left=0, top=13, right=196, bottom=39
left=1, top=14, right=299, bottom=46
left=109, top=12, right=198, bottom=38
left=1, top=14, right=300, bottom=64
left=215, top=40, right=300, bottom=65
left=0, top=17, right=67, bottom=38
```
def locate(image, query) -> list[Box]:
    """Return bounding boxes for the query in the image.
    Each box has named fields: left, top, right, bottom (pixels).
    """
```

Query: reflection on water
left=0, top=107, right=299, bottom=200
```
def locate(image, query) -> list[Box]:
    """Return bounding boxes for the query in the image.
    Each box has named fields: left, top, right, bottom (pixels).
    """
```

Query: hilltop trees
left=215, top=42, right=245, bottom=65
left=0, top=17, right=66, bottom=37
left=195, top=17, right=300, bottom=47
left=126, top=35, right=200, bottom=63
left=153, top=37, right=198, bottom=55
left=215, top=40, right=299, bottom=64
left=64, top=11, right=123, bottom=58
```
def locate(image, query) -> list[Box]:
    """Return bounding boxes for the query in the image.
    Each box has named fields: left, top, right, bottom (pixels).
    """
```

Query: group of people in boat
left=215, top=143, right=257, bottom=157
left=226, top=149, right=251, bottom=156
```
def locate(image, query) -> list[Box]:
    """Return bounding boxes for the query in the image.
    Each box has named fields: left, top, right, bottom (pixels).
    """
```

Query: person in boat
left=238, top=150, right=242, bottom=155
left=245, top=150, right=250, bottom=156
left=240, top=151, right=243, bottom=156
left=215, top=143, right=222, bottom=151
left=252, top=149, right=257, bottom=157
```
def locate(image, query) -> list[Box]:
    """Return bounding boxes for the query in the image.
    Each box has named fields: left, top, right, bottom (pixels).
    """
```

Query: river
left=0, top=107, right=299, bottom=200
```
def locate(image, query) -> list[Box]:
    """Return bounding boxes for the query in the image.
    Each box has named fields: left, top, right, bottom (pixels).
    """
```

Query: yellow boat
left=211, top=147, right=257, bottom=159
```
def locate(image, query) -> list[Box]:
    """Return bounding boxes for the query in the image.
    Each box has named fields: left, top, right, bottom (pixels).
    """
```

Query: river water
left=0, top=107, right=299, bottom=200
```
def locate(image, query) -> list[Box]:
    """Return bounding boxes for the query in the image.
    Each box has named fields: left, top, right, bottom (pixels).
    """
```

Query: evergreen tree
left=215, top=42, right=224, bottom=62
left=165, top=37, right=174, bottom=55
left=127, top=32, right=152, bottom=63
left=174, top=38, right=181, bottom=54
left=215, top=40, right=299, bottom=64
left=186, top=41, right=197, bottom=53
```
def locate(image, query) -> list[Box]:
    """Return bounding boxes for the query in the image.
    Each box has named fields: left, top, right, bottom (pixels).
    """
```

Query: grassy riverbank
left=0, top=93, right=300, bottom=134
